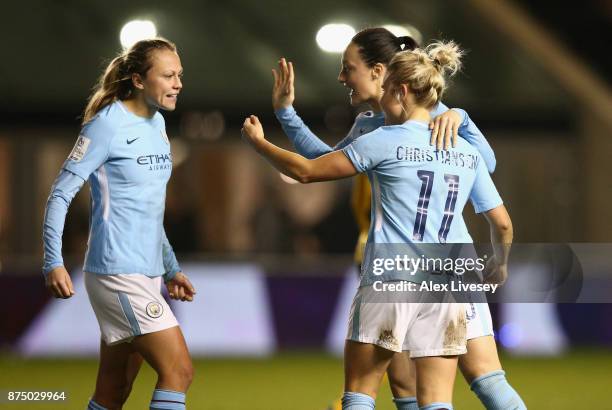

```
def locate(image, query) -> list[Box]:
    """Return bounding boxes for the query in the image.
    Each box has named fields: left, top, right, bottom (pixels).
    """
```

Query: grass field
left=1, top=349, right=611, bottom=409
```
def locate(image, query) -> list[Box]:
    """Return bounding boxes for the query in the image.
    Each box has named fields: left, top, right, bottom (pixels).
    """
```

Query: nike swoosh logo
left=127, top=137, right=140, bottom=144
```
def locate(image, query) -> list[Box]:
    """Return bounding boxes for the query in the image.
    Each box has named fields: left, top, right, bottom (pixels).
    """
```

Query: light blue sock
left=470, top=370, right=527, bottom=410
left=419, top=403, right=453, bottom=410
left=87, top=399, right=108, bottom=410
left=342, top=391, right=375, bottom=410
left=394, top=396, right=418, bottom=410
left=150, top=389, right=186, bottom=410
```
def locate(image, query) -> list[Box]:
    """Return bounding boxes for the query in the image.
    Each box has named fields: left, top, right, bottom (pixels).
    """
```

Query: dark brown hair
left=351, top=27, right=418, bottom=67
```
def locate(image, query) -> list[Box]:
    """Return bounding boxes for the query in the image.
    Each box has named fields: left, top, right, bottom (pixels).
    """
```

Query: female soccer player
left=43, top=38, right=195, bottom=410
left=243, top=40, right=513, bottom=410
left=273, top=28, right=525, bottom=410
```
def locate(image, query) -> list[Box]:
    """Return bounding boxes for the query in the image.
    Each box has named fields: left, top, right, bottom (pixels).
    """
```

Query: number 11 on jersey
left=412, top=170, right=459, bottom=243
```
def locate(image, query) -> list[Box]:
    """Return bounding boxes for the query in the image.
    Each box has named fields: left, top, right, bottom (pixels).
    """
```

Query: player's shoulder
left=380, top=120, right=429, bottom=141
left=153, top=110, right=166, bottom=127
left=429, top=101, right=448, bottom=117
left=81, top=101, right=125, bottom=137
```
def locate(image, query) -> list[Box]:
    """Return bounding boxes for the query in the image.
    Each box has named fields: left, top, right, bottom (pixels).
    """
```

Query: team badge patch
left=68, top=135, right=91, bottom=162
left=146, top=301, right=164, bottom=318
left=161, top=129, right=169, bottom=145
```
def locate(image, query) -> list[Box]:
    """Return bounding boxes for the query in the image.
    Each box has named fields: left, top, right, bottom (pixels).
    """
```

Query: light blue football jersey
left=43, top=101, right=180, bottom=277
left=342, top=120, right=502, bottom=285
left=343, top=120, right=502, bottom=245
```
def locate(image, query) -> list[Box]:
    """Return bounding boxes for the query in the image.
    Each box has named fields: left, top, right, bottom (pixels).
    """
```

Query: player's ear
left=399, top=84, right=410, bottom=99
left=131, top=73, right=145, bottom=90
left=371, top=63, right=385, bottom=81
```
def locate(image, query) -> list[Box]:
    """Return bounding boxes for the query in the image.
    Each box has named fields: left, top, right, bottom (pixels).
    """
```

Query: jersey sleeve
left=469, top=155, right=503, bottom=214
left=274, top=106, right=333, bottom=159
left=161, top=228, right=181, bottom=282
left=342, top=130, right=390, bottom=172
left=42, top=169, right=86, bottom=276
left=62, top=116, right=116, bottom=180
left=432, top=102, right=497, bottom=173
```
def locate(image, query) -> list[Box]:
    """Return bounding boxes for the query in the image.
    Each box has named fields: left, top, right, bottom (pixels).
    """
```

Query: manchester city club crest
left=161, top=129, right=169, bottom=145
left=146, top=301, right=164, bottom=318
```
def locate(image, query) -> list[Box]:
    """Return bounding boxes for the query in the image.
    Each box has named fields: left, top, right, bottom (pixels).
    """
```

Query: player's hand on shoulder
left=430, top=109, right=461, bottom=151
left=241, top=115, right=265, bottom=146
left=272, top=57, right=295, bottom=110
left=483, top=256, right=508, bottom=285
left=45, top=266, right=75, bottom=299
left=166, top=272, right=196, bottom=302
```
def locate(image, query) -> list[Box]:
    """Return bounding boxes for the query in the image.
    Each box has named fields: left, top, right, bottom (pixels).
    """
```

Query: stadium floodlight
left=316, top=23, right=356, bottom=53
left=383, top=24, right=423, bottom=46
left=120, top=20, right=157, bottom=49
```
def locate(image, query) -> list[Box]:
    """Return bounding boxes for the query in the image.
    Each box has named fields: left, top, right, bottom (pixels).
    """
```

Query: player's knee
left=180, top=360, right=194, bottom=387
left=461, top=360, right=502, bottom=384
left=160, top=358, right=194, bottom=389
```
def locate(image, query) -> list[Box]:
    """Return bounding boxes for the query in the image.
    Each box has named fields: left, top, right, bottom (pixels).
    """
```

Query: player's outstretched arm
left=483, top=205, right=513, bottom=284
left=273, top=58, right=334, bottom=159
left=242, top=115, right=357, bottom=183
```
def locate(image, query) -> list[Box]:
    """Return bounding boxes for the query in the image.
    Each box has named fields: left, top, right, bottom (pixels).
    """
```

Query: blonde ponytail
left=426, top=41, right=463, bottom=77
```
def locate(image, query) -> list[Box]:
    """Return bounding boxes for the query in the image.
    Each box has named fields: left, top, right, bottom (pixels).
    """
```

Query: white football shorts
left=346, top=284, right=467, bottom=357
left=84, top=272, right=178, bottom=345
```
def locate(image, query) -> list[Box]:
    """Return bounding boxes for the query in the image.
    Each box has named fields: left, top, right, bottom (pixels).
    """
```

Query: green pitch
left=1, top=349, right=610, bottom=409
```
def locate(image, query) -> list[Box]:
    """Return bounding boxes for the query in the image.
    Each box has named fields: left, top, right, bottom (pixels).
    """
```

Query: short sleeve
left=342, top=129, right=390, bottom=173
left=62, top=116, right=116, bottom=180
left=469, top=155, right=503, bottom=213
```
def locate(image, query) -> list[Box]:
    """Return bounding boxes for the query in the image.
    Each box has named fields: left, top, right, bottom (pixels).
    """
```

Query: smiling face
left=337, top=42, right=384, bottom=107
left=134, top=49, right=183, bottom=112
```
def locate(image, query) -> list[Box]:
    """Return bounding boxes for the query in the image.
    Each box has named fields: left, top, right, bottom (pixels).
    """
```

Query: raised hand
left=272, top=58, right=295, bottom=110
left=241, top=115, right=266, bottom=146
